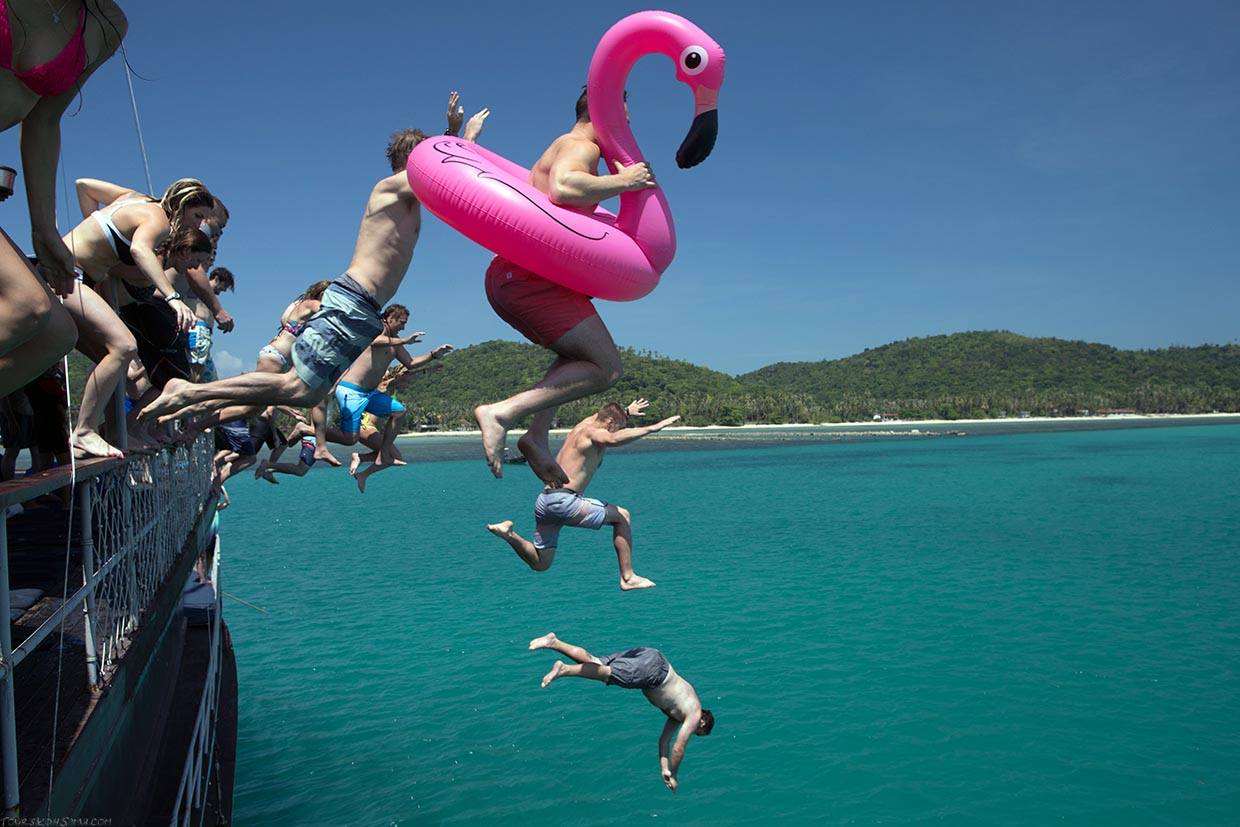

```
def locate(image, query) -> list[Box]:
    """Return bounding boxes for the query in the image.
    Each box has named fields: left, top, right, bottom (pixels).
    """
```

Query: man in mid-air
left=529, top=631, right=714, bottom=792
left=486, top=398, right=677, bottom=591
left=140, top=92, right=487, bottom=423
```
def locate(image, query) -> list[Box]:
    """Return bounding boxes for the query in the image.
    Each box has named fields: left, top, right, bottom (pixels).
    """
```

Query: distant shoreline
left=395, top=411, right=1240, bottom=439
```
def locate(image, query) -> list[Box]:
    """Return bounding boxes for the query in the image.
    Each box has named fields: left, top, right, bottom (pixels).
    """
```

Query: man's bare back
left=344, top=173, right=421, bottom=306
left=528, top=133, right=601, bottom=200
left=556, top=402, right=680, bottom=493
left=643, top=664, right=701, bottom=722
left=556, top=415, right=610, bottom=493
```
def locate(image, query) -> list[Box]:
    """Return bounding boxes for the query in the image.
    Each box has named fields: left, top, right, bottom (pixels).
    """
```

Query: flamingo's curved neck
left=586, top=17, right=684, bottom=274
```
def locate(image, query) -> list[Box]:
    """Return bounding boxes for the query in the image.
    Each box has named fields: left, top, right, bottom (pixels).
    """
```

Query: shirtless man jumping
left=486, top=398, right=677, bottom=591
left=327, top=303, right=451, bottom=492
left=529, top=632, right=714, bottom=791
left=473, top=88, right=656, bottom=485
left=139, top=92, right=487, bottom=423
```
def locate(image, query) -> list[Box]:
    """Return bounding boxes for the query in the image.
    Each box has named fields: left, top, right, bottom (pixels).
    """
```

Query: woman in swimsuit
left=257, top=280, right=331, bottom=373
left=0, top=0, right=127, bottom=396
left=58, top=179, right=214, bottom=458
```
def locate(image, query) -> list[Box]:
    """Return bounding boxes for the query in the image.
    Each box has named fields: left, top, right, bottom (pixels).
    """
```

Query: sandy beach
left=395, top=411, right=1240, bottom=439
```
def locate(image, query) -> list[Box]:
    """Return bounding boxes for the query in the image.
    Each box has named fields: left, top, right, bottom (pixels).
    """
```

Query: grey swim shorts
left=532, top=487, right=609, bottom=550
left=291, top=273, right=383, bottom=394
left=602, top=647, right=670, bottom=690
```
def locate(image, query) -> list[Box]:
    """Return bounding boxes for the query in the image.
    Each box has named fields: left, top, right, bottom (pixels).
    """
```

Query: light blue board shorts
left=335, top=381, right=405, bottom=435
left=187, top=320, right=212, bottom=365
left=532, top=488, right=609, bottom=550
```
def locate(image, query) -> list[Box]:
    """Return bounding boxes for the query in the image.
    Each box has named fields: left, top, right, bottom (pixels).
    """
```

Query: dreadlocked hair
left=159, top=178, right=216, bottom=236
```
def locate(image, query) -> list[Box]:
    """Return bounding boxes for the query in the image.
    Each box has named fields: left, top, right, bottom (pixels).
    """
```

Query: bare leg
left=0, top=231, right=78, bottom=397
left=353, top=451, right=392, bottom=493
left=518, top=402, right=565, bottom=486
left=528, top=632, right=602, bottom=665
left=486, top=520, right=555, bottom=571
left=141, top=369, right=318, bottom=423
left=379, top=410, right=403, bottom=459
left=541, top=660, right=611, bottom=687
left=474, top=315, right=622, bottom=479
left=605, top=505, right=656, bottom=591
left=310, top=400, right=341, bottom=466
left=59, top=285, right=139, bottom=458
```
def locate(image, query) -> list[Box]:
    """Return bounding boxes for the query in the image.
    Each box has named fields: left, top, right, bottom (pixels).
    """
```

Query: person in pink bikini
left=0, top=0, right=128, bottom=396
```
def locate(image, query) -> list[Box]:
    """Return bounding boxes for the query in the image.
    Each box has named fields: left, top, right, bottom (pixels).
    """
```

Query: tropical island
left=65, top=330, right=1240, bottom=430
left=389, top=330, right=1240, bottom=429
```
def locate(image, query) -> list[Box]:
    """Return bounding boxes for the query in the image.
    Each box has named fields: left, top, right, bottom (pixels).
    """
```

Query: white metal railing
left=0, top=434, right=215, bottom=818
left=171, top=533, right=223, bottom=827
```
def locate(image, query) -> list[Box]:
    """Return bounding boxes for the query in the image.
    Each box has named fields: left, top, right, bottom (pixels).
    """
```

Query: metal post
left=123, top=479, right=138, bottom=634
left=78, top=482, right=101, bottom=687
left=104, top=281, right=128, bottom=454
left=0, top=513, right=21, bottom=817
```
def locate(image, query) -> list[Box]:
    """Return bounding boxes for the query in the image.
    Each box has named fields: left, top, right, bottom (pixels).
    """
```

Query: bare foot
left=315, top=448, right=342, bottom=467
left=254, top=460, right=279, bottom=484
left=620, top=574, right=657, bottom=591
left=392, top=458, right=408, bottom=466
left=71, top=429, right=124, bottom=460
left=528, top=631, right=557, bottom=651
left=474, top=404, right=508, bottom=478
left=139, top=377, right=191, bottom=422
left=349, top=452, right=362, bottom=476
left=518, top=433, right=569, bottom=487
left=486, top=520, right=514, bottom=539
left=541, top=660, right=567, bottom=688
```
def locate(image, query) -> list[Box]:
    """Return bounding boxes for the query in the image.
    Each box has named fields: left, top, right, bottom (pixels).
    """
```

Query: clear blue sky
left=3, top=0, right=1237, bottom=376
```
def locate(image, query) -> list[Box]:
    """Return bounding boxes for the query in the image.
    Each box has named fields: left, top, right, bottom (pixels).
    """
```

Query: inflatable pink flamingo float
left=406, top=10, right=725, bottom=301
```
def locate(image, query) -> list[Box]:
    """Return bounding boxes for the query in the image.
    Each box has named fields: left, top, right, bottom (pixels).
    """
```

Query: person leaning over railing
left=57, top=180, right=216, bottom=459
left=0, top=0, right=128, bottom=396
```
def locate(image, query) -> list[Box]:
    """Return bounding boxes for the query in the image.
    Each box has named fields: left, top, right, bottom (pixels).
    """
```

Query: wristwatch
left=163, top=291, right=182, bottom=303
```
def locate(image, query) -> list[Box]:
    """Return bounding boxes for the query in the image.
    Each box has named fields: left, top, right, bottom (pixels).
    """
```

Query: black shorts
left=214, top=420, right=256, bottom=456
left=119, top=300, right=191, bottom=390
left=602, top=647, right=670, bottom=689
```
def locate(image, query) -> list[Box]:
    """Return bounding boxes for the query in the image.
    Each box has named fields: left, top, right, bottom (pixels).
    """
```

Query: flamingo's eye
left=681, top=45, right=708, bottom=76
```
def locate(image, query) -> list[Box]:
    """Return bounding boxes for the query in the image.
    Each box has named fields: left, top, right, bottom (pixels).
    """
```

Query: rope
left=44, top=131, right=81, bottom=818
left=120, top=44, right=154, bottom=196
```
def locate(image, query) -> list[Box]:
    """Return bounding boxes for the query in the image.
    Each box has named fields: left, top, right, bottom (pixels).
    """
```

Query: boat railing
left=0, top=434, right=216, bottom=818
left=171, top=532, right=223, bottom=827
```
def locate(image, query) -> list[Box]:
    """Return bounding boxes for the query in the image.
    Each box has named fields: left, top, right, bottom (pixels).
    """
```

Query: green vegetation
left=61, top=332, right=1240, bottom=428
left=399, top=332, right=1240, bottom=428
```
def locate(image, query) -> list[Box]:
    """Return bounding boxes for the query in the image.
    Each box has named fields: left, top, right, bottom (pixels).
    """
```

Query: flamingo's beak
left=677, top=86, right=719, bottom=169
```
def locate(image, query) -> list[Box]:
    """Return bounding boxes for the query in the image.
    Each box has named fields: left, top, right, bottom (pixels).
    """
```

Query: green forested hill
left=738, top=331, right=1240, bottom=420
left=401, top=340, right=750, bottom=428
left=62, top=331, right=1240, bottom=427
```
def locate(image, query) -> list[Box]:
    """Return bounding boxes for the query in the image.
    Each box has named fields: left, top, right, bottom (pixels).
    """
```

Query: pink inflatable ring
left=407, top=11, right=725, bottom=302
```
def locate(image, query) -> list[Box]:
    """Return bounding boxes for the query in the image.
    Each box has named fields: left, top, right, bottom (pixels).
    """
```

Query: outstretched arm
left=396, top=344, right=453, bottom=370
left=185, top=264, right=234, bottom=331
left=75, top=178, right=138, bottom=218
left=659, top=718, right=679, bottom=792
left=129, top=222, right=194, bottom=331
left=444, top=90, right=490, bottom=142
left=549, top=142, right=657, bottom=208
left=668, top=711, right=701, bottom=781
left=592, top=415, right=680, bottom=448
left=370, top=331, right=424, bottom=348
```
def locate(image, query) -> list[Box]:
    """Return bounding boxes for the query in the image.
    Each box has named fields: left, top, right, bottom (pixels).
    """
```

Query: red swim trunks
left=484, top=256, right=598, bottom=348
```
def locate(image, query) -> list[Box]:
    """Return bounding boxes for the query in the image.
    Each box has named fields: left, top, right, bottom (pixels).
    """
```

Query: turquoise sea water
left=224, top=421, right=1240, bottom=824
